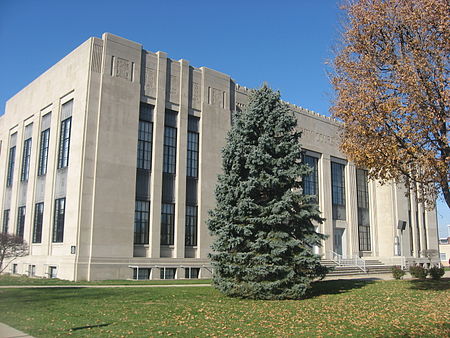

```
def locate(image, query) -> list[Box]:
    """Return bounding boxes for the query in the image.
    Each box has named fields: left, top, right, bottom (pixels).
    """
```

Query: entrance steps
left=321, top=258, right=394, bottom=276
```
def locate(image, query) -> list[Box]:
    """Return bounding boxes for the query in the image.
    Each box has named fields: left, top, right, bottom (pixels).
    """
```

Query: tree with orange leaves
left=332, top=0, right=450, bottom=208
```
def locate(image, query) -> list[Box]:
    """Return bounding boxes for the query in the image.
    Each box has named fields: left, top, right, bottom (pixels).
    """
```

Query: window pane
left=163, top=126, right=177, bottom=174
left=53, top=198, right=66, bottom=242
left=331, top=162, right=346, bottom=220
left=33, top=203, right=44, bottom=243
left=38, top=129, right=50, bottom=176
left=21, top=138, right=32, bottom=181
left=187, top=132, right=199, bottom=178
left=6, top=146, right=16, bottom=187
left=161, top=203, right=175, bottom=245
left=134, top=200, right=150, bottom=244
left=137, top=120, right=153, bottom=170
left=303, top=155, right=319, bottom=199
left=58, top=117, right=72, bottom=169
left=2, top=210, right=10, bottom=233
left=185, top=205, right=198, bottom=246
left=16, top=206, right=26, bottom=239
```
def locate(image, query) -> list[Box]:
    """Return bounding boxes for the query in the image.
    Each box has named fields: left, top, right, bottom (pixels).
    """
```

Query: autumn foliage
left=332, top=0, right=450, bottom=208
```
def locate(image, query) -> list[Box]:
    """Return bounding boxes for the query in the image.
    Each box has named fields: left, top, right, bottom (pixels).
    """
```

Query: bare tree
left=0, top=233, right=28, bottom=273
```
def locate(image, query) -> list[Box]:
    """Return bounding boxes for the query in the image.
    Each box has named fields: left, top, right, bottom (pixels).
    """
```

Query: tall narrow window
left=331, top=162, right=346, bottom=220
left=416, top=210, right=421, bottom=254
left=134, top=200, right=149, bottom=244
left=185, top=205, right=198, bottom=246
left=6, top=146, right=16, bottom=187
left=33, top=202, right=44, bottom=243
left=38, top=128, right=50, bottom=176
left=16, top=206, right=26, bottom=239
left=187, top=132, right=199, bottom=178
left=423, top=211, right=428, bottom=251
left=21, top=138, right=32, bottom=181
left=137, top=121, right=153, bottom=170
left=356, top=169, right=371, bottom=251
left=303, top=155, right=319, bottom=199
left=161, top=110, right=178, bottom=246
left=161, top=203, right=175, bottom=245
left=408, top=194, right=414, bottom=256
left=163, top=126, right=177, bottom=174
left=53, top=198, right=66, bottom=243
left=186, top=116, right=199, bottom=246
left=2, top=210, right=9, bottom=233
left=58, top=117, right=72, bottom=169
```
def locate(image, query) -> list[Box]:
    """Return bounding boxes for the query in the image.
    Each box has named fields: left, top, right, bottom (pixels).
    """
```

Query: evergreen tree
left=208, top=85, right=328, bottom=300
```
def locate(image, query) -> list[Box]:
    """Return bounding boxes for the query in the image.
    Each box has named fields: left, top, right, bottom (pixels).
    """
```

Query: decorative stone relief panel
left=300, top=128, right=338, bottom=146
left=114, top=57, right=132, bottom=81
left=169, top=75, right=179, bottom=102
left=144, top=68, right=156, bottom=97
left=209, top=87, right=225, bottom=108
left=91, top=43, right=103, bottom=73
left=192, top=82, right=201, bottom=109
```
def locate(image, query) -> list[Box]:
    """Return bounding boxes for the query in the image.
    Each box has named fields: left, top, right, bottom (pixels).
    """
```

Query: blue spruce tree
left=208, top=85, right=327, bottom=300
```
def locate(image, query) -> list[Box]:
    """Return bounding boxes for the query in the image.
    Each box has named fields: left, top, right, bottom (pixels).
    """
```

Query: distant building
left=0, top=33, right=440, bottom=280
left=439, top=225, right=450, bottom=266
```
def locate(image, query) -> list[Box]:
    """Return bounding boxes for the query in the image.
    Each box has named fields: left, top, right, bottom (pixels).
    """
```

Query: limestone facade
left=0, top=33, right=439, bottom=280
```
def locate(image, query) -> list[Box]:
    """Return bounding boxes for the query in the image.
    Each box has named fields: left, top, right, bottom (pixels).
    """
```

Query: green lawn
left=0, top=274, right=211, bottom=286
left=0, top=278, right=449, bottom=337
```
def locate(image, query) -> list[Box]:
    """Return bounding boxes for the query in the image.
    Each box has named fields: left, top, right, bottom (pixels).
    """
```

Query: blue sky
left=0, top=0, right=448, bottom=237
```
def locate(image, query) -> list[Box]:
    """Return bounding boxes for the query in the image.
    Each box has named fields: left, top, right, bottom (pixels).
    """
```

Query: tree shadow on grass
left=408, top=278, right=450, bottom=291
left=305, top=279, right=376, bottom=299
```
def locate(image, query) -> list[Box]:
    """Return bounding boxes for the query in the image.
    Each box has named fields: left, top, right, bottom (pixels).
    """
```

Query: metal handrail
left=329, top=251, right=367, bottom=272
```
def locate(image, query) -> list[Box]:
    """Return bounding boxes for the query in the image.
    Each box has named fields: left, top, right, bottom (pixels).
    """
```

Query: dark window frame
left=21, top=138, right=32, bottom=181
left=163, top=126, right=177, bottom=174
left=38, top=128, right=50, bottom=176
left=356, top=169, right=371, bottom=251
left=303, top=154, right=319, bottom=198
left=161, top=203, right=175, bottom=245
left=134, top=200, right=150, bottom=244
left=185, top=205, right=198, bottom=246
left=2, top=209, right=10, bottom=233
left=33, top=202, right=44, bottom=243
left=52, top=198, right=66, bottom=243
left=186, top=131, right=199, bottom=178
left=16, top=206, right=26, bottom=239
left=331, top=162, right=346, bottom=220
left=58, top=117, right=72, bottom=169
left=6, top=146, right=16, bottom=187
left=137, top=120, right=153, bottom=170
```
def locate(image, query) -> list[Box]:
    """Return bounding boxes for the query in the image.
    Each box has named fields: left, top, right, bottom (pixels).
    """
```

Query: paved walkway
left=0, top=322, right=33, bottom=338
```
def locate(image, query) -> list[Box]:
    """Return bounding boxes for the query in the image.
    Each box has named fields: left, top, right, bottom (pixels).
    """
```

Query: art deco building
left=0, top=33, right=439, bottom=280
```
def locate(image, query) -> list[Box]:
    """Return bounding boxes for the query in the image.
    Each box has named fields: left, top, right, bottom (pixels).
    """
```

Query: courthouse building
left=0, top=33, right=439, bottom=280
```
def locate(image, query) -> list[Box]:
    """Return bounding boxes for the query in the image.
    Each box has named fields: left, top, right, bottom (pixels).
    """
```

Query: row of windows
left=134, top=106, right=200, bottom=248
left=303, top=156, right=371, bottom=251
left=5, top=101, right=73, bottom=188
left=133, top=267, right=199, bottom=280
left=1, top=198, right=66, bottom=243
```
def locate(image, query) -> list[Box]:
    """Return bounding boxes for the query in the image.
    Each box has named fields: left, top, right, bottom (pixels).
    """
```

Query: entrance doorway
left=334, top=228, right=345, bottom=256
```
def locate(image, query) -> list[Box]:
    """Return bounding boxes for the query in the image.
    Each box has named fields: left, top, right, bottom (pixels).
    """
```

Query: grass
left=0, top=274, right=211, bottom=286
left=0, top=278, right=449, bottom=337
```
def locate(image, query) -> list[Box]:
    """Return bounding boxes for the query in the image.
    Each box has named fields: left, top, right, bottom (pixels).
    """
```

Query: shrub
left=428, top=266, right=445, bottom=280
left=409, top=265, right=428, bottom=279
left=391, top=266, right=406, bottom=280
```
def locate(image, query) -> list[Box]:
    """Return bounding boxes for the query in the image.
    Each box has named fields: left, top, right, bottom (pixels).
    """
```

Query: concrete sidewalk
left=0, top=322, right=33, bottom=338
